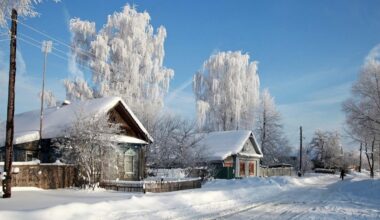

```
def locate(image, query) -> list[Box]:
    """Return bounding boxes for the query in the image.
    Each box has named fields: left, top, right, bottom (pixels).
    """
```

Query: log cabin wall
left=0, top=163, right=76, bottom=189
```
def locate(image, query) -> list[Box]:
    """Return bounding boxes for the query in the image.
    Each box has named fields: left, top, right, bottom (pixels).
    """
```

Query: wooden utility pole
left=262, top=108, right=266, bottom=157
left=299, top=126, right=303, bottom=176
left=3, top=9, right=18, bottom=198
left=359, top=142, right=362, bottom=173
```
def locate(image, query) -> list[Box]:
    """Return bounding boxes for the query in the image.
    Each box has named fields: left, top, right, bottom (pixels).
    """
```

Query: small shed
left=199, top=130, right=263, bottom=179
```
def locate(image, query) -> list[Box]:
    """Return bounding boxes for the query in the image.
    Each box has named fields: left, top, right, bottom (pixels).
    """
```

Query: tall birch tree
left=193, top=51, right=260, bottom=131
left=64, top=4, right=174, bottom=129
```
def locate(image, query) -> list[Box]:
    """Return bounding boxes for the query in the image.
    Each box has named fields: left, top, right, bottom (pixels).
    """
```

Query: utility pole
left=359, top=142, right=362, bottom=173
left=298, top=126, right=303, bottom=177
left=38, top=40, right=52, bottom=148
left=3, top=9, right=18, bottom=198
left=262, top=107, right=266, bottom=158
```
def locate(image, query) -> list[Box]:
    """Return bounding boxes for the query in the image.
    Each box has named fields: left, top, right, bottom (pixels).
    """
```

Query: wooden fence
left=100, top=180, right=144, bottom=192
left=260, top=166, right=293, bottom=177
left=100, top=178, right=202, bottom=193
left=0, top=162, right=75, bottom=189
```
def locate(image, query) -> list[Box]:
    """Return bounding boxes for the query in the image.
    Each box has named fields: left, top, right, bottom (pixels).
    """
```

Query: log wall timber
left=0, top=163, right=75, bottom=189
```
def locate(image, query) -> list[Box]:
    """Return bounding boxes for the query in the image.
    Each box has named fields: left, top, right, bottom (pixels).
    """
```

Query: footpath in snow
left=0, top=172, right=379, bottom=220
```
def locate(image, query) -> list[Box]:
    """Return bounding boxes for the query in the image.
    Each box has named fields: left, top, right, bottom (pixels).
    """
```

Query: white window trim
left=25, top=151, right=34, bottom=162
left=124, top=148, right=136, bottom=174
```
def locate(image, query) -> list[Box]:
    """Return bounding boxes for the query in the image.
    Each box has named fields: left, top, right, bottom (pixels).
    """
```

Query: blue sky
left=1, top=0, right=380, bottom=150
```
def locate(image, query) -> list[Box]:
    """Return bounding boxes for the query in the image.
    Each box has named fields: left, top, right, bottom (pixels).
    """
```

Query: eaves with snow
left=0, top=97, right=153, bottom=146
left=198, top=130, right=263, bottom=161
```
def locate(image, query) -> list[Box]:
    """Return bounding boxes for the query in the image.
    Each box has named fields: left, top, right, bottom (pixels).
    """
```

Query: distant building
left=199, top=130, right=263, bottom=179
left=0, top=97, right=152, bottom=181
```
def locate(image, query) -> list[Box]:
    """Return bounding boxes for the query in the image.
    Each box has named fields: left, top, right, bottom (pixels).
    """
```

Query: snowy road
left=215, top=176, right=380, bottom=219
left=0, top=173, right=379, bottom=220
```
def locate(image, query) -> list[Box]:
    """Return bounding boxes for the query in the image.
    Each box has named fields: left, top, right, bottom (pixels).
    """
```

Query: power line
left=12, top=17, right=96, bottom=59
left=19, top=33, right=46, bottom=47
left=7, top=16, right=118, bottom=73
left=19, top=32, right=68, bottom=57
left=17, top=36, right=107, bottom=79
left=0, top=32, right=10, bottom=37
left=7, top=17, right=141, bottom=82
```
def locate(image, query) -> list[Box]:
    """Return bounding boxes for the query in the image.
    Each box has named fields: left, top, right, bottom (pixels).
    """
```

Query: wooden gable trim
left=249, top=135, right=262, bottom=155
left=108, top=101, right=151, bottom=143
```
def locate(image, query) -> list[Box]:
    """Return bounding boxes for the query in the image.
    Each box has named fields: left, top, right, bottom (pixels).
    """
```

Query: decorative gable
left=108, top=101, right=152, bottom=143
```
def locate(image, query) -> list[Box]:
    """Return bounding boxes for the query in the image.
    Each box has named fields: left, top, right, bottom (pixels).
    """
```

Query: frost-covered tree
left=148, top=115, right=206, bottom=169
left=64, top=4, right=174, bottom=129
left=0, top=0, right=60, bottom=27
left=343, top=57, right=380, bottom=177
left=63, top=77, right=93, bottom=101
left=308, top=130, right=343, bottom=169
left=38, top=90, right=56, bottom=107
left=193, top=51, right=260, bottom=131
left=54, top=112, right=122, bottom=189
left=255, top=89, right=291, bottom=165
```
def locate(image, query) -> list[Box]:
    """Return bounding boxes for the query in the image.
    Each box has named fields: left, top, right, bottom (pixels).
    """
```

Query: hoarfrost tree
left=308, top=130, right=343, bottom=169
left=343, top=52, right=380, bottom=177
left=38, top=90, right=56, bottom=107
left=64, top=4, right=174, bottom=129
left=255, top=89, right=291, bottom=165
left=63, top=77, right=93, bottom=101
left=0, top=0, right=60, bottom=27
left=193, top=51, right=260, bottom=131
left=54, top=112, right=122, bottom=189
left=148, top=115, right=206, bottom=169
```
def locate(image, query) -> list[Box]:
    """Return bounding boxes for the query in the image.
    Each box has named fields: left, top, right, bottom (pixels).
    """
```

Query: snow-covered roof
left=0, top=97, right=152, bottom=146
left=199, top=130, right=263, bottom=161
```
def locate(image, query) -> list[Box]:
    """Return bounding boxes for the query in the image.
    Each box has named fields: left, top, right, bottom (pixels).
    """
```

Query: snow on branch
left=38, top=90, right=57, bottom=107
left=0, top=0, right=60, bottom=27
left=193, top=51, right=260, bottom=131
left=64, top=4, right=174, bottom=129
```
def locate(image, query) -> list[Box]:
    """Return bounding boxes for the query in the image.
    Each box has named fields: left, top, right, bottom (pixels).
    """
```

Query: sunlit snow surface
left=0, top=172, right=379, bottom=220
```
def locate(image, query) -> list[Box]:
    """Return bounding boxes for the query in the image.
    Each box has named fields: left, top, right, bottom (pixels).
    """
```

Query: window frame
left=25, top=151, right=34, bottom=161
left=124, top=148, right=136, bottom=174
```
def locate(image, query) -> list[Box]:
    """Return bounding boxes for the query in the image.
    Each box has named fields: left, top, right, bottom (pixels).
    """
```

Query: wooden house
left=199, top=130, right=263, bottom=179
left=0, top=97, right=153, bottom=181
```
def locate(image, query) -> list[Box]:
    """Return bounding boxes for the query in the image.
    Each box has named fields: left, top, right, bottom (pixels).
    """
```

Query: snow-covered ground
left=0, top=172, right=379, bottom=220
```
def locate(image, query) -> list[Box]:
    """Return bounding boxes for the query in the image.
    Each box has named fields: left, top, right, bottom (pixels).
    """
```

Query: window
left=26, top=152, right=34, bottom=161
left=124, top=155, right=134, bottom=174
left=124, top=148, right=136, bottom=174
left=223, top=161, right=233, bottom=167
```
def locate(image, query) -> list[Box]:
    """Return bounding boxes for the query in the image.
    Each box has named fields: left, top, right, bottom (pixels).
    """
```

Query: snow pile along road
left=0, top=173, right=379, bottom=220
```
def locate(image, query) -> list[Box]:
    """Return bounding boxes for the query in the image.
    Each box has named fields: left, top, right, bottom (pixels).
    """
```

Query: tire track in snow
left=221, top=175, right=380, bottom=220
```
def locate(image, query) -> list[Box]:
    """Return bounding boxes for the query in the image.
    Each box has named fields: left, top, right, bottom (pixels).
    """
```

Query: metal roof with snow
left=0, top=97, right=153, bottom=146
left=199, top=130, right=263, bottom=161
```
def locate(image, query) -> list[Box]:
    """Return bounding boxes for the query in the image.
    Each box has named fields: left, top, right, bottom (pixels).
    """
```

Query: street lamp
left=39, top=40, right=52, bottom=147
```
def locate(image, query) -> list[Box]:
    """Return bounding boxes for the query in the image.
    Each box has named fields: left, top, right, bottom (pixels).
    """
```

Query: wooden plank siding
left=0, top=164, right=75, bottom=189
left=109, top=102, right=151, bottom=143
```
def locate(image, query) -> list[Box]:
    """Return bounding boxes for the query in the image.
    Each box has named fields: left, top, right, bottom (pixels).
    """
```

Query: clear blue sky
left=1, top=0, right=380, bottom=149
